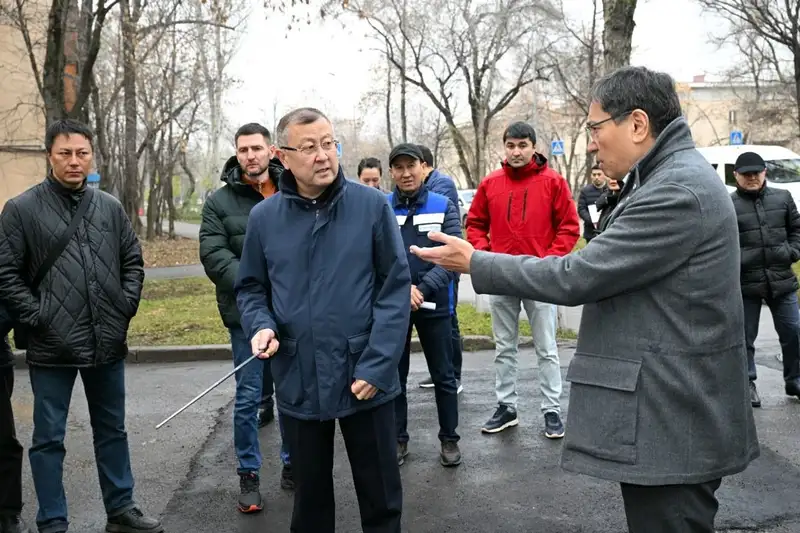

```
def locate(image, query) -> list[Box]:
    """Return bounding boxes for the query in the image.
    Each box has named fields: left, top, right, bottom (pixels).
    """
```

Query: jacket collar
left=391, top=181, right=429, bottom=208
left=622, top=116, right=695, bottom=195
left=501, top=153, right=549, bottom=180
left=279, top=165, right=347, bottom=209
left=46, top=173, right=86, bottom=199
left=735, top=182, right=767, bottom=200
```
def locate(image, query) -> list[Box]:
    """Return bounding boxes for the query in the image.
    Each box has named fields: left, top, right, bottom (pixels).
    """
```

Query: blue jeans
left=743, top=292, right=800, bottom=382
left=229, top=327, right=290, bottom=473
left=28, top=360, right=136, bottom=533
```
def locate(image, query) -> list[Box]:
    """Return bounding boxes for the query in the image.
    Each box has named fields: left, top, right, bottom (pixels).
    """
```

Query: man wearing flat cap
left=730, top=151, right=800, bottom=407
left=387, top=143, right=463, bottom=467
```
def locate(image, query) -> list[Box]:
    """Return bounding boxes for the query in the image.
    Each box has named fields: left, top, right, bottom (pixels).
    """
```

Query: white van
left=696, top=144, right=800, bottom=207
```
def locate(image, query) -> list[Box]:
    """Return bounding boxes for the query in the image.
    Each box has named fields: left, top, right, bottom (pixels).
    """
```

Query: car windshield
left=460, top=191, right=475, bottom=203
left=766, top=158, right=800, bottom=184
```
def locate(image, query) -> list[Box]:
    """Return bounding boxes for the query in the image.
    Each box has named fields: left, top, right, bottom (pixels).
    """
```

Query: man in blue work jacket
left=388, top=143, right=462, bottom=468
left=416, top=144, right=464, bottom=394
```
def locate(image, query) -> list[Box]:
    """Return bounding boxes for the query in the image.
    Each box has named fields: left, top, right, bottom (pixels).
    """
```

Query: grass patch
left=128, top=277, right=575, bottom=346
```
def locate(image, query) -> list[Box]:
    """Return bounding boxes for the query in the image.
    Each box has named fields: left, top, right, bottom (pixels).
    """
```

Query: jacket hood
left=220, top=155, right=244, bottom=186
left=221, top=155, right=283, bottom=191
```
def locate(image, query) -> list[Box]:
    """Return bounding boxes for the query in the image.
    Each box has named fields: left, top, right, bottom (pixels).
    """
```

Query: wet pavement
left=10, top=334, right=800, bottom=533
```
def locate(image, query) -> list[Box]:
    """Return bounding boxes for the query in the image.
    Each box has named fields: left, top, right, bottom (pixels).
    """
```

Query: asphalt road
left=10, top=337, right=800, bottom=533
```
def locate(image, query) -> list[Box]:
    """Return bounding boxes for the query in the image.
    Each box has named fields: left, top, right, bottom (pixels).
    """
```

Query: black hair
left=502, top=122, right=536, bottom=144
left=357, top=157, right=382, bottom=177
left=591, top=162, right=602, bottom=171
left=416, top=145, right=434, bottom=167
left=234, top=123, right=271, bottom=146
left=276, top=108, right=330, bottom=145
left=45, top=119, right=94, bottom=153
left=590, top=66, right=682, bottom=137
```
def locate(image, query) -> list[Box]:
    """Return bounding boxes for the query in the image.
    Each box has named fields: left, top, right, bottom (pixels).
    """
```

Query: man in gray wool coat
left=410, top=66, right=760, bottom=533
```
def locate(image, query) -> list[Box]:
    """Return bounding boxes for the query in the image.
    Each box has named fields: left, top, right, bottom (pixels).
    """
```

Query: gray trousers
left=489, top=295, right=562, bottom=413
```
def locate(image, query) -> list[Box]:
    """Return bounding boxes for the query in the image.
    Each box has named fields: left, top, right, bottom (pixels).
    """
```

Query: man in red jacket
left=465, top=121, right=579, bottom=438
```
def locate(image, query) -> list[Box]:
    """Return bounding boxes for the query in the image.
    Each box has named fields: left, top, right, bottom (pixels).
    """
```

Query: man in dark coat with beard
left=199, top=123, right=293, bottom=514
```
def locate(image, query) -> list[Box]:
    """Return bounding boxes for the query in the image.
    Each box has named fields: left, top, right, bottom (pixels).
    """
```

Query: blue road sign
left=730, top=130, right=743, bottom=145
left=336, top=141, right=343, bottom=158
left=551, top=139, right=565, bottom=156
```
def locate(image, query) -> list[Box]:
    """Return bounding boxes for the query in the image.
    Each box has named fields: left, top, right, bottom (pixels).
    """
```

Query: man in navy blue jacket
left=415, top=145, right=465, bottom=393
left=389, top=143, right=462, bottom=468
left=234, top=108, right=411, bottom=533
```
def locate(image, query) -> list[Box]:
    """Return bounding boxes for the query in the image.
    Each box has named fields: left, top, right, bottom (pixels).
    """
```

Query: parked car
left=457, top=189, right=476, bottom=227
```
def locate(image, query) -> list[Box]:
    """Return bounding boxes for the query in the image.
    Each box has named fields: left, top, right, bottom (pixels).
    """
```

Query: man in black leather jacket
left=730, top=151, right=800, bottom=408
left=0, top=119, right=160, bottom=533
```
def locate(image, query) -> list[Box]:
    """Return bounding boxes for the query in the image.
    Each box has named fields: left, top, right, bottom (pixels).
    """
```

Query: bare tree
left=699, top=1, right=800, bottom=141
left=329, top=0, right=561, bottom=188
left=602, top=0, right=637, bottom=72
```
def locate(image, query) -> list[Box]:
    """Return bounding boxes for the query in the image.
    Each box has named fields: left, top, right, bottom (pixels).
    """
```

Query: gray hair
left=276, top=107, right=332, bottom=146
left=590, top=66, right=682, bottom=137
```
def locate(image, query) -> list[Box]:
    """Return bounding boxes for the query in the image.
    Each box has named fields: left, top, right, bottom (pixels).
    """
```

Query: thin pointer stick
left=155, top=352, right=261, bottom=429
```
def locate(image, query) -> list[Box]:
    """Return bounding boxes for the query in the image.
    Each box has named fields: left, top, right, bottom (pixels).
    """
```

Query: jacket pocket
left=272, top=337, right=304, bottom=406
left=565, top=353, right=642, bottom=465
left=347, top=331, right=371, bottom=379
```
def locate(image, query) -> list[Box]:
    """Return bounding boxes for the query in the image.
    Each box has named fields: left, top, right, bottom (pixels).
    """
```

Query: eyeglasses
left=585, top=111, right=633, bottom=138
left=280, top=139, right=339, bottom=157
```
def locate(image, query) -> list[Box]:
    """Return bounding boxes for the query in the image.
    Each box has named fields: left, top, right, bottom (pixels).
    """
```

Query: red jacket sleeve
left=545, top=178, right=581, bottom=256
left=466, top=180, right=491, bottom=251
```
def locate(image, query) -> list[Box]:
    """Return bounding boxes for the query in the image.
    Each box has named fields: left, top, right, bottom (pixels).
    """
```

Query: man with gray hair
left=235, top=107, right=410, bottom=532
left=409, top=66, right=759, bottom=533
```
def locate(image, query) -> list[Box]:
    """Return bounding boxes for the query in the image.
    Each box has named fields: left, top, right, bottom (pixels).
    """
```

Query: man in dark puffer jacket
left=199, top=123, right=292, bottom=514
left=0, top=119, right=159, bottom=533
left=731, top=151, right=800, bottom=408
left=0, top=303, right=31, bottom=533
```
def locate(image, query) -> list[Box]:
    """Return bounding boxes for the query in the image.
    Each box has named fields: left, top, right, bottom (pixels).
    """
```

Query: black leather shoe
left=786, top=379, right=800, bottom=398
left=106, top=508, right=163, bottom=533
left=1, top=514, right=32, bottom=533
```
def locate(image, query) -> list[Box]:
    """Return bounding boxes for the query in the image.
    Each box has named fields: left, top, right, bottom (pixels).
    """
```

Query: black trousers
left=0, top=366, right=23, bottom=516
left=451, top=278, right=463, bottom=381
left=282, top=400, right=402, bottom=533
left=620, top=478, right=722, bottom=533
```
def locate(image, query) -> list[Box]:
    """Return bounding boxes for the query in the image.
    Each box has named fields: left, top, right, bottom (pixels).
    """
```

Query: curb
left=12, top=335, right=578, bottom=367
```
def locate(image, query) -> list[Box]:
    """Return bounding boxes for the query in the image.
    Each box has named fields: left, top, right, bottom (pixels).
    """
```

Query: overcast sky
left=225, top=0, right=736, bottom=133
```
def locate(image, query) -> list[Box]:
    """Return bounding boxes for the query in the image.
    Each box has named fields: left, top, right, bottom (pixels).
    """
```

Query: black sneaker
left=237, top=472, right=264, bottom=513
left=481, top=405, right=518, bottom=434
left=544, top=412, right=565, bottom=439
left=397, top=442, right=409, bottom=466
left=750, top=381, right=762, bottom=408
left=418, top=377, right=435, bottom=388
left=440, top=441, right=461, bottom=467
left=105, top=508, right=163, bottom=533
left=1, top=514, right=32, bottom=533
left=280, top=464, right=295, bottom=491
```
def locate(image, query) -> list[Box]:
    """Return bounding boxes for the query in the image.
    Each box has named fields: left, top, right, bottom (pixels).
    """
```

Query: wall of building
left=0, top=0, right=48, bottom=208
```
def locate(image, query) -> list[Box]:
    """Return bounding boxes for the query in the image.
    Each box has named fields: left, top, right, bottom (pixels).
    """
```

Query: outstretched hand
left=409, top=232, right=475, bottom=274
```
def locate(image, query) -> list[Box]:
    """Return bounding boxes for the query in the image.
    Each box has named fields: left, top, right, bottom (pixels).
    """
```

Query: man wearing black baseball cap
left=730, top=150, right=800, bottom=407
left=387, top=142, right=463, bottom=468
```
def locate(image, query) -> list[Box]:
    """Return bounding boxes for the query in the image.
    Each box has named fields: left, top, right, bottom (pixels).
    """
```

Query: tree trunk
left=385, top=56, right=394, bottom=148
left=120, top=0, right=142, bottom=232
left=602, top=0, right=637, bottom=72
